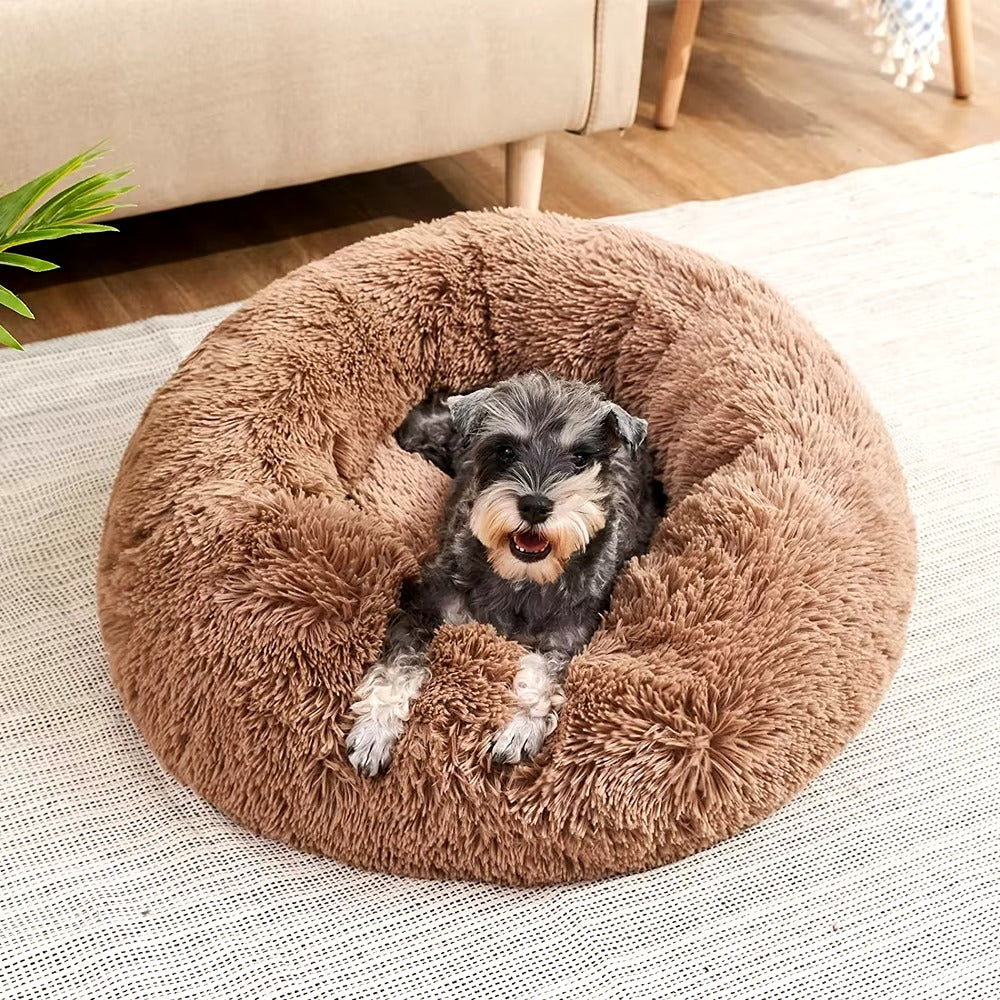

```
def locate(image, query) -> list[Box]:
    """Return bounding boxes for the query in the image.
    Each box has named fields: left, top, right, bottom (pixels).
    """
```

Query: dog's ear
left=604, top=403, right=648, bottom=457
left=446, top=387, right=494, bottom=437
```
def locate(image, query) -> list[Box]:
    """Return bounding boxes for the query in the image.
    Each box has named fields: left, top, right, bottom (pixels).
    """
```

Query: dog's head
left=447, top=372, right=647, bottom=584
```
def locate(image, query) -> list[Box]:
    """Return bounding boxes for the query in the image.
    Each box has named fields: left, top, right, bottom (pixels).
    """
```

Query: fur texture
left=97, top=210, right=916, bottom=886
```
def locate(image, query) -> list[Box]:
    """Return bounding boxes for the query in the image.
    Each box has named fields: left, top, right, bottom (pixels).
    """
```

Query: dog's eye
left=572, top=450, right=594, bottom=471
left=495, top=445, right=516, bottom=466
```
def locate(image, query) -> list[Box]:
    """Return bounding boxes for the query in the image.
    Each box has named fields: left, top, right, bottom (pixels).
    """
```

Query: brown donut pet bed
left=98, top=210, right=916, bottom=886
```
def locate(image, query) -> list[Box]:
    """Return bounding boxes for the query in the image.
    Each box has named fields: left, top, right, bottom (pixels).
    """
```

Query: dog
left=346, top=372, right=662, bottom=777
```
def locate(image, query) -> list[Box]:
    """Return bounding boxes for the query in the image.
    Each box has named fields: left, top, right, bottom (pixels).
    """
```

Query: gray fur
left=348, top=372, right=663, bottom=776
left=604, top=402, right=648, bottom=456
left=445, top=387, right=495, bottom=437
left=395, top=391, right=463, bottom=475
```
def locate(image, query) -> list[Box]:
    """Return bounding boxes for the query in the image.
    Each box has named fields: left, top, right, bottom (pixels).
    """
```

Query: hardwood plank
left=6, top=0, right=999, bottom=345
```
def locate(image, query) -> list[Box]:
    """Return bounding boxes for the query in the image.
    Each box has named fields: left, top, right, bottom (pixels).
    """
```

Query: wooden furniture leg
left=947, top=0, right=974, bottom=98
left=655, top=0, right=704, bottom=129
left=505, top=136, right=546, bottom=210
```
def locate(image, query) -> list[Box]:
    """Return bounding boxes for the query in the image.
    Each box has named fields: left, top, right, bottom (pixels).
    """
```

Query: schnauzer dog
left=346, top=372, right=661, bottom=777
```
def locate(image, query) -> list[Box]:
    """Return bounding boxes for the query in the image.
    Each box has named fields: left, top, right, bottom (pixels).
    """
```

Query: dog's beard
left=469, top=465, right=607, bottom=584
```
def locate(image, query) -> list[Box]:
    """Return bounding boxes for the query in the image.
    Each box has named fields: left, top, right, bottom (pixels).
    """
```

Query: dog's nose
left=518, top=494, right=553, bottom=525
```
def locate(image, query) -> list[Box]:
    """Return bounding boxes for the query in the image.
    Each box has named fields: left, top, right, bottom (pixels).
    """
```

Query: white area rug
left=2, top=145, right=999, bottom=1000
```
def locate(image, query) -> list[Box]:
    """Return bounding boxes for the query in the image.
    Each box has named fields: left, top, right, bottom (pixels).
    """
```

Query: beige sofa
left=3, top=0, right=647, bottom=216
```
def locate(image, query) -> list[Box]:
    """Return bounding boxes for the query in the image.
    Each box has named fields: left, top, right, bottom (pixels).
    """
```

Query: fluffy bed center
left=509, top=531, right=552, bottom=562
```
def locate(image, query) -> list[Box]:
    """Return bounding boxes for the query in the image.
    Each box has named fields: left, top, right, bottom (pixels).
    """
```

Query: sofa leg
left=655, top=0, right=704, bottom=129
left=947, top=0, right=974, bottom=98
left=505, top=136, right=546, bottom=210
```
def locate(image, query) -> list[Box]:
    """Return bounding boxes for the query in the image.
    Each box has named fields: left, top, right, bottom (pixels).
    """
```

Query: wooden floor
left=9, top=0, right=1000, bottom=345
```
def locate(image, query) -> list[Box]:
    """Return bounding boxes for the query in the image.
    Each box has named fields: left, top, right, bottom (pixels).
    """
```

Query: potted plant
left=0, top=144, right=133, bottom=350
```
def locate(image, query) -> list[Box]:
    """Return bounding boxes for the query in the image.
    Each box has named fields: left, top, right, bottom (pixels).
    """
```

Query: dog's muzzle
left=469, top=465, right=608, bottom=583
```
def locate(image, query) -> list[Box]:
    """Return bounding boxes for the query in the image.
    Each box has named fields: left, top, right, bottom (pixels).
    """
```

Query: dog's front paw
left=346, top=660, right=426, bottom=778
left=346, top=714, right=400, bottom=777
left=489, top=710, right=558, bottom=766
left=489, top=652, right=564, bottom=766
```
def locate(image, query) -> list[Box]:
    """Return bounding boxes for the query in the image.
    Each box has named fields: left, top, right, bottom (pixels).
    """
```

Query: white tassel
left=847, top=0, right=940, bottom=97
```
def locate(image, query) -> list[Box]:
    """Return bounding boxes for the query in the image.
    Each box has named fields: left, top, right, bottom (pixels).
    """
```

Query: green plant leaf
left=0, top=252, right=58, bottom=272
left=0, top=223, right=118, bottom=252
left=0, top=283, right=34, bottom=319
left=31, top=172, right=134, bottom=230
left=0, top=321, right=24, bottom=350
left=0, top=142, right=108, bottom=237
left=38, top=200, right=135, bottom=229
left=33, top=168, right=128, bottom=206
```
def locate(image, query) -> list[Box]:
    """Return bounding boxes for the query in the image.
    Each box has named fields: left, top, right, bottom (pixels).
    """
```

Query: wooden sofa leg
left=505, top=136, right=546, bottom=210
left=947, top=0, right=974, bottom=98
left=655, top=0, right=704, bottom=129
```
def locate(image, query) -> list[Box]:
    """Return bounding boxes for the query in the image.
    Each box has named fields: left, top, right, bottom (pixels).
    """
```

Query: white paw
left=488, top=652, right=565, bottom=766
left=346, top=660, right=426, bottom=777
left=489, top=710, right=558, bottom=765
left=512, top=653, right=564, bottom=710
left=346, top=715, right=400, bottom=777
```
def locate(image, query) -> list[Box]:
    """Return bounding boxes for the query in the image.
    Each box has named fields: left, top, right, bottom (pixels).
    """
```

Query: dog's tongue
left=512, top=531, right=549, bottom=553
